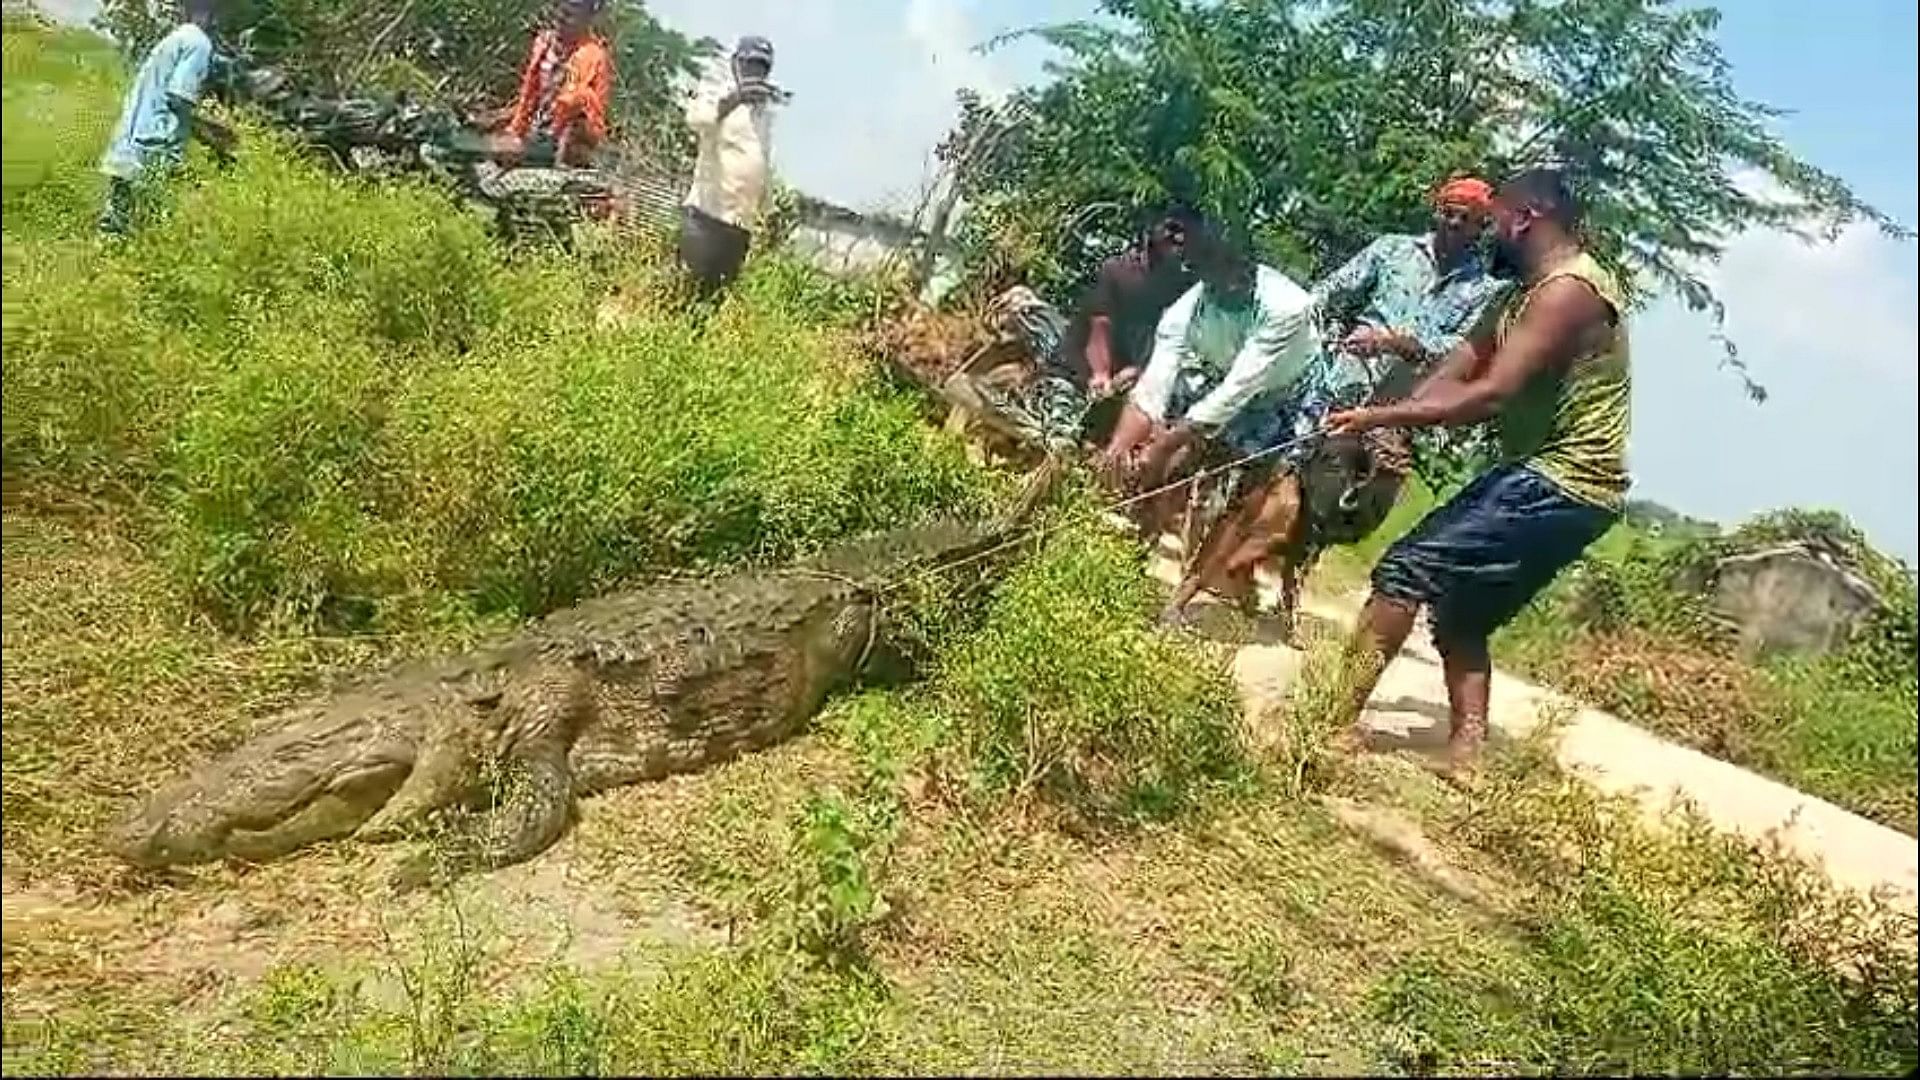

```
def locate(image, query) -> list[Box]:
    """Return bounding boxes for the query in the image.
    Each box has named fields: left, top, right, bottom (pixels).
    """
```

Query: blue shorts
left=1372, top=463, right=1617, bottom=649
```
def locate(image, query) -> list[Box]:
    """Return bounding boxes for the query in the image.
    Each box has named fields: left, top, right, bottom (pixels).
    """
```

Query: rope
left=881, top=428, right=1330, bottom=595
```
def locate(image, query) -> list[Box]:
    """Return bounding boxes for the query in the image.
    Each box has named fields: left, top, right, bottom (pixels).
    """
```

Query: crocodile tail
left=798, top=454, right=1066, bottom=584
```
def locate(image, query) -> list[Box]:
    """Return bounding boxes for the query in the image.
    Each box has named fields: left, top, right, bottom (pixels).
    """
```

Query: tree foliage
left=945, top=0, right=1911, bottom=398
left=96, top=0, right=713, bottom=165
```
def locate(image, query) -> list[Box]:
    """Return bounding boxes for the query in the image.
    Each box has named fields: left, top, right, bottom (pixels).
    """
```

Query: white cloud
left=904, top=0, right=1009, bottom=101
left=1632, top=216, right=1919, bottom=560
left=32, top=0, right=100, bottom=27
left=1710, top=223, right=1918, bottom=385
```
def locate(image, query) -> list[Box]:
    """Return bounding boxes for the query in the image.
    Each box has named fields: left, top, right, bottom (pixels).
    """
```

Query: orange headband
left=1432, top=176, right=1493, bottom=212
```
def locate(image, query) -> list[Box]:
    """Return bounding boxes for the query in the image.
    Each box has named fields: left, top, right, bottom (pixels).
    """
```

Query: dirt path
left=1142, top=550, right=1920, bottom=914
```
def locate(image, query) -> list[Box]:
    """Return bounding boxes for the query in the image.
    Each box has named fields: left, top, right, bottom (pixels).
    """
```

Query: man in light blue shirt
left=97, top=0, right=233, bottom=235
left=1160, top=177, right=1508, bottom=631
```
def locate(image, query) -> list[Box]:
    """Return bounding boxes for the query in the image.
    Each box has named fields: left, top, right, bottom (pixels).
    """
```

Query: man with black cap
left=680, top=34, right=784, bottom=296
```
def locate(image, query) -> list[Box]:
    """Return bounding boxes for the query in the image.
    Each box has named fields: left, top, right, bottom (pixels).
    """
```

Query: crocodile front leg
left=394, top=662, right=589, bottom=887
left=356, top=700, right=494, bottom=842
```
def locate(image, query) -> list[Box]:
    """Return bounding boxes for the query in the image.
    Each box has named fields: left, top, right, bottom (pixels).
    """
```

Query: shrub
left=3, top=23, right=986, bottom=634
left=1497, top=514, right=1918, bottom=835
left=932, top=523, right=1247, bottom=820
left=159, top=314, right=395, bottom=629
left=1372, top=739, right=1920, bottom=1076
left=1, top=16, right=124, bottom=237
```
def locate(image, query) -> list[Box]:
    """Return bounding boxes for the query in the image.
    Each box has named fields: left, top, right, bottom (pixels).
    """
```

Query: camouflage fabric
left=470, top=161, right=616, bottom=246
left=963, top=287, right=1093, bottom=451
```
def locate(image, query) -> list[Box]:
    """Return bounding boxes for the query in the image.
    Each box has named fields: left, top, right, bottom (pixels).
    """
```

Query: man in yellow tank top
left=1323, top=168, right=1628, bottom=777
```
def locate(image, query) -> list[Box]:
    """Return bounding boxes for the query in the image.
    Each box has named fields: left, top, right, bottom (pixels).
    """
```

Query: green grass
left=2, top=18, right=1915, bottom=1078
left=3, top=22, right=984, bottom=638
left=9, top=494, right=1913, bottom=1077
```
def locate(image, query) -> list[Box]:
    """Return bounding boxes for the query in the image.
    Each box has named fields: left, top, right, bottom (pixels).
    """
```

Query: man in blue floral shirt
left=1163, top=177, right=1509, bottom=631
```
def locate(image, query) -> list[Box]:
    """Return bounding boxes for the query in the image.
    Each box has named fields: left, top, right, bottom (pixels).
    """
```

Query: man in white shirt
left=1102, top=222, right=1321, bottom=541
left=678, top=35, right=781, bottom=296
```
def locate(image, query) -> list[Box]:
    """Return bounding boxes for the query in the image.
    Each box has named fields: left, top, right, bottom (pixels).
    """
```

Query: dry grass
left=5, top=501, right=1916, bottom=1075
left=0, top=493, right=1447, bottom=1072
left=1549, top=628, right=1776, bottom=758
left=859, top=302, right=992, bottom=391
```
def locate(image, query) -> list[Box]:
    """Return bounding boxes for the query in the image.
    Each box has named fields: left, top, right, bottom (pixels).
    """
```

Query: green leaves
left=95, top=0, right=713, bottom=166
left=946, top=0, right=1906, bottom=398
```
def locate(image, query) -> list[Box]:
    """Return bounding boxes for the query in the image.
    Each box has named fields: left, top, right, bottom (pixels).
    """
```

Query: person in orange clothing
left=497, top=0, right=614, bottom=167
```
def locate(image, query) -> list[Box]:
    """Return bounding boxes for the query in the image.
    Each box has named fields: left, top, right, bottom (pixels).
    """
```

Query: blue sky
left=45, top=0, right=1919, bottom=559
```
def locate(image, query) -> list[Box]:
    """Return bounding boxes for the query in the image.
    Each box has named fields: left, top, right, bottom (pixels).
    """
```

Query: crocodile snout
left=104, top=795, right=222, bottom=868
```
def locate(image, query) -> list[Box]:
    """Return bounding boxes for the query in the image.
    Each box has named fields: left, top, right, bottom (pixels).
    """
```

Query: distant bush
left=2, top=27, right=984, bottom=634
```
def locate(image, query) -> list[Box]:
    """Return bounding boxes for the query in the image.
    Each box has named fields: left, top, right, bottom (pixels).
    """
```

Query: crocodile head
left=107, top=769, right=276, bottom=868
left=106, top=702, right=419, bottom=868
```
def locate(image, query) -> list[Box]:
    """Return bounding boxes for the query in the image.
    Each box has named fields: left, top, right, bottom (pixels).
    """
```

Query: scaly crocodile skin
left=107, top=470, right=1057, bottom=882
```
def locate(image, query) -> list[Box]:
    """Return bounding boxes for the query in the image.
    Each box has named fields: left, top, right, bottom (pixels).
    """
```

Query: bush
left=3, top=23, right=985, bottom=634
left=1, top=17, right=124, bottom=236
left=931, top=523, right=1247, bottom=820
left=159, top=315, right=394, bottom=628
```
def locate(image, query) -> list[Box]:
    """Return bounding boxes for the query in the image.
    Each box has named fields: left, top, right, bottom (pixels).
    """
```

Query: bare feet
left=1421, top=728, right=1485, bottom=789
left=1330, top=725, right=1371, bottom=757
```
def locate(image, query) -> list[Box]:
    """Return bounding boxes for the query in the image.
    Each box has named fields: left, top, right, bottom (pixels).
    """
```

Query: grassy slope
left=2, top=19, right=1914, bottom=1076
left=7, top=506, right=1913, bottom=1076
left=1322, top=466, right=1917, bottom=835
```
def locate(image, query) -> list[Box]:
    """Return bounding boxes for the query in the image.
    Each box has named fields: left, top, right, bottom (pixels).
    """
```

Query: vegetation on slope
left=1, top=17, right=1914, bottom=1079
left=1327, top=474, right=1919, bottom=835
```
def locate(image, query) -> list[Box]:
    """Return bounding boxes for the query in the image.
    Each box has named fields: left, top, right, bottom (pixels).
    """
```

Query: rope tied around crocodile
left=881, top=429, right=1334, bottom=595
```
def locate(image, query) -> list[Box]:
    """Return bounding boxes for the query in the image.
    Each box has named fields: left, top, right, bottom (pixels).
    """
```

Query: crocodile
left=108, top=463, right=1060, bottom=881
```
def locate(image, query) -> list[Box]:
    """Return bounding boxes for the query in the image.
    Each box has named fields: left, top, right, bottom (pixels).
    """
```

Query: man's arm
left=1404, top=299, right=1502, bottom=398
left=1402, top=278, right=1513, bottom=367
left=1128, top=282, right=1200, bottom=423
left=504, top=31, right=550, bottom=138
left=1333, top=278, right=1610, bottom=432
left=1086, top=315, right=1118, bottom=387
left=684, top=65, right=724, bottom=129
left=685, top=65, right=768, bottom=131
left=1081, top=261, right=1126, bottom=389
